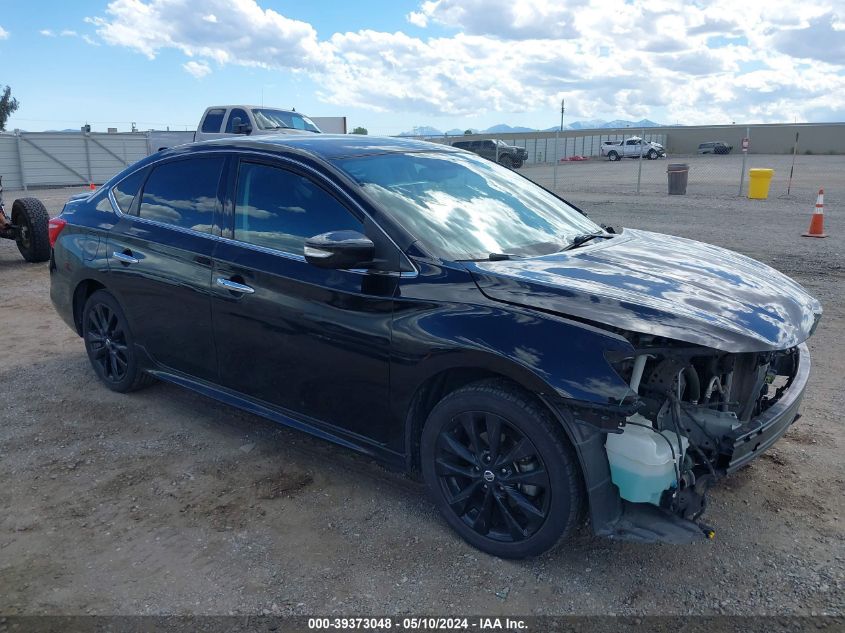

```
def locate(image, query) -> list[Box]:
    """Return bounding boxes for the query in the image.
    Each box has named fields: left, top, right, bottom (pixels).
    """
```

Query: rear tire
left=608, top=151, right=619, bottom=161
left=82, top=290, right=155, bottom=393
left=421, top=379, right=584, bottom=558
left=12, top=198, right=50, bottom=263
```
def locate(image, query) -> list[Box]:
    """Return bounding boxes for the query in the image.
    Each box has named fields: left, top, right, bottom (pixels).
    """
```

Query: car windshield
left=333, top=151, right=600, bottom=261
left=251, top=109, right=321, bottom=133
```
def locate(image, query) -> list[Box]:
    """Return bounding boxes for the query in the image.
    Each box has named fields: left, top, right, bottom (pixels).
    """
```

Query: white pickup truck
left=600, top=137, right=666, bottom=161
left=151, top=105, right=322, bottom=151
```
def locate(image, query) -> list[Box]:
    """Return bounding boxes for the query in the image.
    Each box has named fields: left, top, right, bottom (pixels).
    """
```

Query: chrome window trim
left=105, top=148, right=419, bottom=278
left=108, top=188, right=220, bottom=241
left=230, top=152, right=418, bottom=277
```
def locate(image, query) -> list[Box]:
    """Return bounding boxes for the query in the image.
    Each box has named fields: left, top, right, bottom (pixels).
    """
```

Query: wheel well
left=405, top=368, right=552, bottom=473
left=72, top=279, right=106, bottom=335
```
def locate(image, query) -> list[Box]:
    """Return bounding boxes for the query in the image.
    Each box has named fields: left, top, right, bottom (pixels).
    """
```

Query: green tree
left=464, top=129, right=473, bottom=135
left=351, top=126, right=368, bottom=135
left=0, top=85, right=20, bottom=132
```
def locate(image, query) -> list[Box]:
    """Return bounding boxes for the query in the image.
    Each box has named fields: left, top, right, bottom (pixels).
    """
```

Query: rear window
left=138, top=157, right=224, bottom=232
left=111, top=168, right=147, bottom=214
left=201, top=109, right=226, bottom=133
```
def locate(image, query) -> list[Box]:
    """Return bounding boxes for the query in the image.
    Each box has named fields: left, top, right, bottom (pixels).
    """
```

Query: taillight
left=48, top=216, right=67, bottom=248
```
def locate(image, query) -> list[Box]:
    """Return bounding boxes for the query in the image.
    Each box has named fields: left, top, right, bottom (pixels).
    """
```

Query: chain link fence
left=419, top=126, right=839, bottom=204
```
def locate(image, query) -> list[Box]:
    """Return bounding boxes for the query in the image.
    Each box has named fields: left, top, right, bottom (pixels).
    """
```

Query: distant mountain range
left=400, top=119, right=663, bottom=137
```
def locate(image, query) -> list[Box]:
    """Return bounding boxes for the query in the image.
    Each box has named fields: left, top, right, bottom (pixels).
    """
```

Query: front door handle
left=112, top=251, right=139, bottom=265
left=216, top=277, right=255, bottom=294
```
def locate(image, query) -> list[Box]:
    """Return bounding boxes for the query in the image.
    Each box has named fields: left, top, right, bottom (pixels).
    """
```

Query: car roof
left=206, top=105, right=297, bottom=112
left=196, top=134, right=459, bottom=159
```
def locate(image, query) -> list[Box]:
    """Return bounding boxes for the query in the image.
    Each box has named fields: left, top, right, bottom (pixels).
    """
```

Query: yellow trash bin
left=748, top=168, right=774, bottom=199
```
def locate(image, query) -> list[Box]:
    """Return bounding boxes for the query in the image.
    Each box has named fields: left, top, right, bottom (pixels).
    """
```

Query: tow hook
left=699, top=523, right=716, bottom=540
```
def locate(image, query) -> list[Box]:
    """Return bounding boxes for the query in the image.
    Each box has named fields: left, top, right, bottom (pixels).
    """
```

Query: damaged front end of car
left=469, top=228, right=823, bottom=543
left=557, top=335, right=812, bottom=544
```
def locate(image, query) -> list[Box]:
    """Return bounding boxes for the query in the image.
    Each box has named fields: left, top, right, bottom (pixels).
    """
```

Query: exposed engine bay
left=606, top=335, right=802, bottom=526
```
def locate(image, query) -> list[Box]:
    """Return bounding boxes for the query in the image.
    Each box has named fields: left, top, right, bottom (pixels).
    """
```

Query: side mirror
left=304, top=230, right=375, bottom=270
left=231, top=117, right=252, bottom=135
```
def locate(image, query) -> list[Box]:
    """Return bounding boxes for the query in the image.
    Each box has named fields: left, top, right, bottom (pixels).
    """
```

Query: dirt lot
left=0, top=182, right=842, bottom=616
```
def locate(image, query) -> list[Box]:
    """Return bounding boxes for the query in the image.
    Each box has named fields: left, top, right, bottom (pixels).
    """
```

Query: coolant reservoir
left=605, top=414, right=689, bottom=506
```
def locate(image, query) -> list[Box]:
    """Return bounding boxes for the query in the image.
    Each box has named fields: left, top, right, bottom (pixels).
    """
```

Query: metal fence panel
left=0, top=135, right=23, bottom=189
left=0, top=132, right=150, bottom=190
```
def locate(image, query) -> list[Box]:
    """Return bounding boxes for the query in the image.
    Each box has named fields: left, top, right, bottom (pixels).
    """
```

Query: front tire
left=82, top=290, right=155, bottom=393
left=421, top=379, right=584, bottom=558
left=12, top=198, right=50, bottom=263
left=647, top=149, right=658, bottom=160
left=498, top=155, right=514, bottom=168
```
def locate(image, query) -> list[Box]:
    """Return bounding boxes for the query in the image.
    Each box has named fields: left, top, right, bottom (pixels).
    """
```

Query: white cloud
left=86, top=0, right=329, bottom=67
left=183, top=60, right=212, bottom=78
left=41, top=27, right=99, bottom=46
left=771, top=12, right=845, bottom=66
left=406, top=11, right=428, bottom=27
left=0, top=26, right=8, bottom=40
left=84, top=0, right=845, bottom=124
left=408, top=0, right=582, bottom=39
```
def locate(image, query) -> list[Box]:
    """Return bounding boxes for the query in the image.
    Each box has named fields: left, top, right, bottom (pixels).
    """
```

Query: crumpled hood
left=467, top=228, right=822, bottom=352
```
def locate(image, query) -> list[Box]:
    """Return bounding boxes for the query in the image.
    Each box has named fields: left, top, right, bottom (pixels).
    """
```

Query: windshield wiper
left=558, top=231, right=610, bottom=252
left=487, top=252, right=523, bottom=261
left=458, top=252, right=524, bottom=262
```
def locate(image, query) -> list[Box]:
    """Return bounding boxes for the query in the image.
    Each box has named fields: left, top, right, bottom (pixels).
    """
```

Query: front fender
left=390, top=261, right=636, bottom=450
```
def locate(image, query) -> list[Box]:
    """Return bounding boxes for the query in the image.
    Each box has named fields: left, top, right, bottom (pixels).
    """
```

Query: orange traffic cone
left=803, top=188, right=828, bottom=238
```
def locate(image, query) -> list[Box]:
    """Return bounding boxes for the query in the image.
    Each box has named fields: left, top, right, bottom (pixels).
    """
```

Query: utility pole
left=554, top=98, right=564, bottom=190
left=560, top=98, right=565, bottom=133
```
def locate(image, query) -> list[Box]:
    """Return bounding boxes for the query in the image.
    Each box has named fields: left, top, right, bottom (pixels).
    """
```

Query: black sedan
left=49, top=135, right=821, bottom=558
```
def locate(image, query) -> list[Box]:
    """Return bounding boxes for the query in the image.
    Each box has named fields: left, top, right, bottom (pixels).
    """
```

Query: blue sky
left=1, top=0, right=843, bottom=134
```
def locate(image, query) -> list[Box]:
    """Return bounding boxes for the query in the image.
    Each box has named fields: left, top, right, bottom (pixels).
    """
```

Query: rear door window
left=201, top=109, right=226, bottom=133
left=112, top=168, right=148, bottom=214
left=138, top=157, right=225, bottom=233
left=233, top=161, right=362, bottom=256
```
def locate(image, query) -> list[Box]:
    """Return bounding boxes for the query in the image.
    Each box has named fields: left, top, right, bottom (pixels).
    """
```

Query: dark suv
left=49, top=135, right=820, bottom=558
left=452, top=139, right=527, bottom=168
left=697, top=141, right=733, bottom=154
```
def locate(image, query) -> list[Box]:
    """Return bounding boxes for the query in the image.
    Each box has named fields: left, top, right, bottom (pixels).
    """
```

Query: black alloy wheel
left=421, top=380, right=584, bottom=558
left=82, top=290, right=154, bottom=392
left=434, top=410, right=551, bottom=542
left=86, top=301, right=130, bottom=384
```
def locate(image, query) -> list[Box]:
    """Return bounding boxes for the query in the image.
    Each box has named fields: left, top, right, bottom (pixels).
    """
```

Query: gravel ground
left=0, top=180, right=842, bottom=617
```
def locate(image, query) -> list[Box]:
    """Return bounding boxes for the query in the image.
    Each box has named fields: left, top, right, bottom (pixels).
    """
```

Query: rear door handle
left=112, top=251, right=139, bottom=265
left=216, top=277, right=255, bottom=294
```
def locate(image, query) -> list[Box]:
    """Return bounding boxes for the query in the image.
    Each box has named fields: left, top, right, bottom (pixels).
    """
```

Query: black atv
left=0, top=175, right=51, bottom=263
